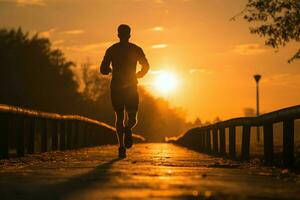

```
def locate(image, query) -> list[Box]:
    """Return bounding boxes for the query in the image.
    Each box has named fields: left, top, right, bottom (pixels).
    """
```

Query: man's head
left=118, top=24, right=131, bottom=42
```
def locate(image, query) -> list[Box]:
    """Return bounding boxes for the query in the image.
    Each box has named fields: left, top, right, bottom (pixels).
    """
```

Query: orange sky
left=1, top=0, right=299, bottom=122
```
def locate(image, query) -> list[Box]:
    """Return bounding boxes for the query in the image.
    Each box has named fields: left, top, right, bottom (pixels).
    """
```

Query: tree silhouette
left=243, top=107, right=256, bottom=117
left=0, top=28, right=82, bottom=113
left=192, top=118, right=202, bottom=127
left=243, top=0, right=300, bottom=62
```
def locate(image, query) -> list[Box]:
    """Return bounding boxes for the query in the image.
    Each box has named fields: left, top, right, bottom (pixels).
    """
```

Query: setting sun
left=154, top=71, right=178, bottom=94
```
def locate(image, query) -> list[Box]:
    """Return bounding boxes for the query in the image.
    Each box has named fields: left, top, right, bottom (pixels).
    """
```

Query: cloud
left=0, top=0, right=46, bottom=6
left=62, top=42, right=112, bottom=52
left=153, top=0, right=191, bottom=3
left=60, top=29, right=85, bottom=35
left=52, top=40, right=65, bottom=46
left=132, top=0, right=190, bottom=4
left=263, top=73, right=291, bottom=84
left=152, top=26, right=164, bottom=32
left=154, top=0, right=191, bottom=3
left=151, top=44, right=168, bottom=49
left=130, top=0, right=164, bottom=3
left=261, top=73, right=300, bottom=88
left=189, top=68, right=213, bottom=74
left=38, top=28, right=85, bottom=38
left=18, top=0, right=44, bottom=5
left=39, top=28, right=56, bottom=38
left=232, top=43, right=266, bottom=55
left=149, top=70, right=164, bottom=74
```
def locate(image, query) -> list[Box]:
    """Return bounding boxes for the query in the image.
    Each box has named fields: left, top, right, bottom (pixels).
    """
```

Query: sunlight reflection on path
left=1, top=143, right=300, bottom=200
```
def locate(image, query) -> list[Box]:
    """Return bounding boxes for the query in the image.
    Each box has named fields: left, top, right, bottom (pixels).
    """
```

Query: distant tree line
left=0, top=28, right=81, bottom=114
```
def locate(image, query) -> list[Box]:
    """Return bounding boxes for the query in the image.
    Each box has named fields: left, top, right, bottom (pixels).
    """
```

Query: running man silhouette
left=100, top=24, right=149, bottom=158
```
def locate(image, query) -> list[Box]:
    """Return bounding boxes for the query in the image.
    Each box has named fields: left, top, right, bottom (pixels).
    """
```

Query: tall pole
left=256, top=81, right=259, bottom=117
left=254, top=74, right=261, bottom=144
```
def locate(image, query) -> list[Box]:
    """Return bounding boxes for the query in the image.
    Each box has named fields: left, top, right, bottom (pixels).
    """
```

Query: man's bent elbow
left=100, top=65, right=111, bottom=75
left=143, top=64, right=150, bottom=75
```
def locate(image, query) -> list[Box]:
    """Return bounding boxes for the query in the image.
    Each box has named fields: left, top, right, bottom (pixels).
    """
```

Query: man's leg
left=124, top=109, right=137, bottom=148
left=125, top=85, right=139, bottom=130
left=115, top=110, right=127, bottom=158
left=123, top=109, right=137, bottom=149
left=126, top=109, right=138, bottom=130
left=115, top=109, right=125, bottom=147
left=111, top=86, right=127, bottom=158
left=124, top=85, right=139, bottom=149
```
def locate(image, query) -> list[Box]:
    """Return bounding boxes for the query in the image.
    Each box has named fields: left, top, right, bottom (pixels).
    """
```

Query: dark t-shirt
left=100, top=42, right=149, bottom=88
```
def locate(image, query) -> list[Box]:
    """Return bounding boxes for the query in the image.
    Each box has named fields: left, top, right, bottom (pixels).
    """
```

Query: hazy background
left=0, top=0, right=299, bottom=141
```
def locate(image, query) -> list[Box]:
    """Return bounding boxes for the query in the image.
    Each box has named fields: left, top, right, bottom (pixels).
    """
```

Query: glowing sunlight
left=153, top=71, right=179, bottom=94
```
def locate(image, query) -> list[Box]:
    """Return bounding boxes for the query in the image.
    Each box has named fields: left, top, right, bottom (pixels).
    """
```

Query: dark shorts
left=110, top=85, right=139, bottom=112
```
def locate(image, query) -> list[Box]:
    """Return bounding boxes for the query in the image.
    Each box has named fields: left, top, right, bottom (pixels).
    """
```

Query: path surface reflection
left=0, top=143, right=300, bottom=199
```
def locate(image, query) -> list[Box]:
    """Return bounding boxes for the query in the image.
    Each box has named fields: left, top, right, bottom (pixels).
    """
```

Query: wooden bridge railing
left=0, top=104, right=144, bottom=159
left=174, top=105, right=300, bottom=167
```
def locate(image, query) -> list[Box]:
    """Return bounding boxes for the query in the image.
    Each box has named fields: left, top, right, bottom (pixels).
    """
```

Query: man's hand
left=101, top=67, right=111, bottom=75
left=136, top=71, right=145, bottom=78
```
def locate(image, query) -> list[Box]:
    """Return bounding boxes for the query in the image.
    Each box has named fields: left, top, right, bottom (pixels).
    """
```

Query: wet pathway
left=0, top=143, right=300, bottom=199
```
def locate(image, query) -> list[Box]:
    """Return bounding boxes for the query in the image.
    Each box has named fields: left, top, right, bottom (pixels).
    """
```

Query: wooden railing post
left=263, top=123, right=273, bottom=164
left=78, top=121, right=84, bottom=148
left=212, top=128, right=218, bottom=153
left=202, top=129, right=206, bottom=151
left=229, top=126, right=236, bottom=159
left=219, top=127, right=226, bottom=155
left=90, top=124, right=97, bottom=146
left=66, top=120, right=72, bottom=149
left=205, top=129, right=211, bottom=153
left=51, top=120, right=58, bottom=151
left=27, top=117, right=35, bottom=154
left=241, top=125, right=251, bottom=161
left=283, top=120, right=294, bottom=167
left=202, top=128, right=207, bottom=152
left=82, top=122, right=87, bottom=147
left=200, top=129, right=205, bottom=151
left=88, top=124, right=94, bottom=147
left=73, top=120, right=79, bottom=149
left=0, top=113, right=9, bottom=159
left=16, top=115, right=25, bottom=157
left=196, top=129, right=200, bottom=151
left=41, top=118, right=48, bottom=152
left=60, top=120, right=66, bottom=150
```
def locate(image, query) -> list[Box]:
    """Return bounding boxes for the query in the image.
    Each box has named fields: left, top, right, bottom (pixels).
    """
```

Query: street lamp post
left=254, top=74, right=261, bottom=144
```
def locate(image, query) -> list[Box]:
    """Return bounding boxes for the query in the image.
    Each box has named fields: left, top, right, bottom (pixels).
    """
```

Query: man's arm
left=100, top=49, right=112, bottom=75
left=136, top=48, right=149, bottom=78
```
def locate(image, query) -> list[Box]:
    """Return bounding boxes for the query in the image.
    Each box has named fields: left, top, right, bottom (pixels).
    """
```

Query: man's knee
left=115, top=110, right=124, bottom=132
left=127, top=110, right=138, bottom=128
left=128, top=117, right=137, bottom=127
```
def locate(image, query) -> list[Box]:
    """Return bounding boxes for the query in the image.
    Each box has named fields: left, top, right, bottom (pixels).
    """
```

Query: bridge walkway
left=0, top=143, right=299, bottom=200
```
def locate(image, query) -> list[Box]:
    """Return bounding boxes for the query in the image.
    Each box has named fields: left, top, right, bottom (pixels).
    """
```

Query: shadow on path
left=30, top=158, right=122, bottom=200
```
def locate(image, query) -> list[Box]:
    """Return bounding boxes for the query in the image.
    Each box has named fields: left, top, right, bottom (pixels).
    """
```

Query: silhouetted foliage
left=137, top=88, right=189, bottom=141
left=243, top=0, right=300, bottom=62
left=0, top=27, right=82, bottom=113
left=244, top=107, right=256, bottom=117
left=213, top=117, right=222, bottom=123
left=193, top=118, right=202, bottom=127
